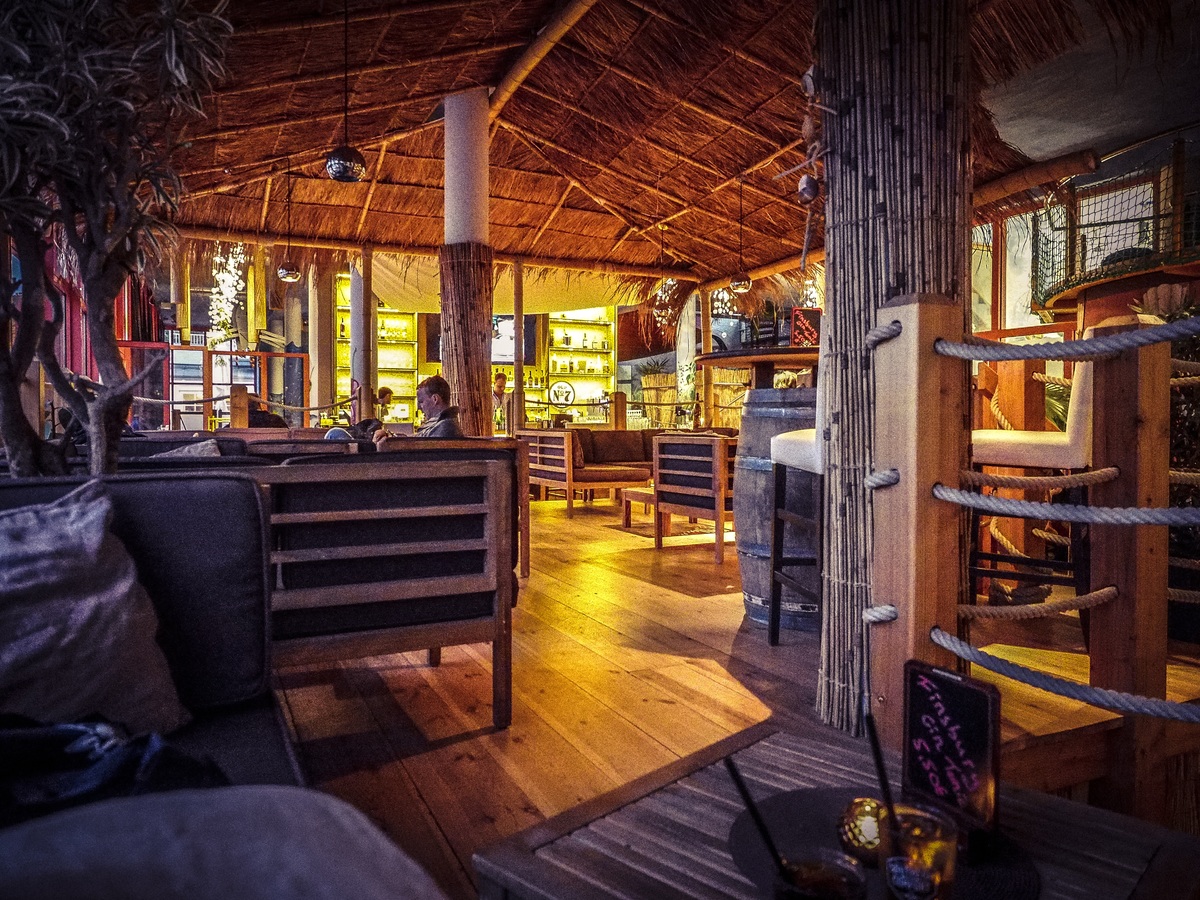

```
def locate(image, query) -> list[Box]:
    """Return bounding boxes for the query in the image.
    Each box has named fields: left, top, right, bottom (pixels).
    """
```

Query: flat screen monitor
left=425, top=314, right=538, bottom=364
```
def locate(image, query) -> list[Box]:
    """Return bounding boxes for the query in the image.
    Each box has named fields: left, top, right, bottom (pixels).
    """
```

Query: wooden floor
left=274, top=494, right=1200, bottom=896
left=274, top=496, right=829, bottom=899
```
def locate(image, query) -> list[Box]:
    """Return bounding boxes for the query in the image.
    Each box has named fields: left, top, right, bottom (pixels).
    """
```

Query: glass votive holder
left=876, top=803, right=958, bottom=900
left=772, top=848, right=867, bottom=900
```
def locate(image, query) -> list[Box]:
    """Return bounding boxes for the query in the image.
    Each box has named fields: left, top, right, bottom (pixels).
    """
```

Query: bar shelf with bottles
left=546, top=307, right=615, bottom=423
left=333, top=275, right=418, bottom=424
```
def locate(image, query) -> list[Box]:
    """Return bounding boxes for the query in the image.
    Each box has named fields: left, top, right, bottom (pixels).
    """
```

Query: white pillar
left=444, top=87, right=490, bottom=245
left=350, top=266, right=369, bottom=406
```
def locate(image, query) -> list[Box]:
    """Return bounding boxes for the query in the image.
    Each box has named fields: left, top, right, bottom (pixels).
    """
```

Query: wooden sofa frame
left=653, top=433, right=738, bottom=563
left=254, top=454, right=516, bottom=729
left=516, top=429, right=650, bottom=518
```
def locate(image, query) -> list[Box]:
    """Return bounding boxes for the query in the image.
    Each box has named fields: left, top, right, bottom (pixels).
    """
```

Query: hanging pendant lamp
left=729, top=177, right=752, bottom=294
left=326, top=0, right=367, bottom=182
left=277, top=167, right=302, bottom=283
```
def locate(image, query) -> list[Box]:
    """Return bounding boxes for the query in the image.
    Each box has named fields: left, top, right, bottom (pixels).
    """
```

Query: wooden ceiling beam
left=489, top=0, right=602, bottom=124
left=232, top=0, right=476, bottom=38
left=258, top=176, right=273, bottom=231
left=619, top=0, right=808, bottom=90
left=697, top=249, right=826, bottom=292
left=176, top=225, right=697, bottom=280
left=218, top=42, right=524, bottom=99
left=355, top=140, right=394, bottom=240
left=530, top=184, right=574, bottom=249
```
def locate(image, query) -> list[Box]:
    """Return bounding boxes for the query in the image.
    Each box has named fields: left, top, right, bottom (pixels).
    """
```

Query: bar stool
left=766, top=359, right=826, bottom=646
left=968, top=329, right=1096, bottom=613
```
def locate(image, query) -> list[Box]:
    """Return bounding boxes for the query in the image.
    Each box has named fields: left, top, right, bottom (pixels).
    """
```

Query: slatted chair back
left=652, top=433, right=738, bottom=563
left=255, top=454, right=516, bottom=729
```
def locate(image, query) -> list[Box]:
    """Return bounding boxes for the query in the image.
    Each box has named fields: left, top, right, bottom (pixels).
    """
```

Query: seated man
left=375, top=375, right=462, bottom=446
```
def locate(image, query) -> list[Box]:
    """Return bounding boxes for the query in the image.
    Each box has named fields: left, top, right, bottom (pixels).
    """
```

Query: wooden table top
left=695, top=347, right=820, bottom=370
left=474, top=722, right=1200, bottom=900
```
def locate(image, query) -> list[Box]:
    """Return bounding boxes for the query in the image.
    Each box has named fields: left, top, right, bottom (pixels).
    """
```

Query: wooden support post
left=869, top=297, right=968, bottom=747
left=513, top=260, right=525, bottom=431
left=700, top=290, right=714, bottom=427
left=178, top=256, right=192, bottom=345
left=362, top=245, right=376, bottom=410
left=308, top=261, right=334, bottom=418
left=611, top=392, right=627, bottom=430
left=248, top=244, right=266, bottom=349
left=1088, top=321, right=1170, bottom=823
left=229, top=383, right=249, bottom=428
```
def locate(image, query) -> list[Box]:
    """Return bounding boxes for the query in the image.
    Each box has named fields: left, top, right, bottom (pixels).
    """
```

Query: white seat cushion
left=771, top=429, right=821, bottom=474
left=971, top=427, right=1088, bottom=470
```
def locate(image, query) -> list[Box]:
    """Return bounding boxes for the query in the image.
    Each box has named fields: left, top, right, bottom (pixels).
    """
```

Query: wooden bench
left=254, top=452, right=517, bottom=729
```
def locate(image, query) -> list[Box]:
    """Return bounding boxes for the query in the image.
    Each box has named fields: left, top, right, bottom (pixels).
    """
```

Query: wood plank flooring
left=274, top=497, right=828, bottom=899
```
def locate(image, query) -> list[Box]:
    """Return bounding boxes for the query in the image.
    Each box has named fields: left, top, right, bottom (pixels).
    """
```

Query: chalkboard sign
left=902, top=660, right=1000, bottom=831
left=790, top=307, right=821, bottom=347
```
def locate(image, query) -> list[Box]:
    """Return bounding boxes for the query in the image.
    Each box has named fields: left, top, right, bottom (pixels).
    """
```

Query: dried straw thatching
left=173, top=0, right=1179, bottom=320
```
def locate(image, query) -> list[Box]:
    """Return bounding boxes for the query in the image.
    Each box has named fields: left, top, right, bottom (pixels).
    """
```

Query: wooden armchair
left=652, top=433, right=738, bottom=563
left=255, top=452, right=517, bottom=729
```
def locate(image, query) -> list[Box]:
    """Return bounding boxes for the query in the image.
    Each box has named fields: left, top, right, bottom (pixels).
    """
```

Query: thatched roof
left=173, top=0, right=1181, bottom=302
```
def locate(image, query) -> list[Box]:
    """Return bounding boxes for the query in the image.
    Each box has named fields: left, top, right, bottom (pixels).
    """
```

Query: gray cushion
left=151, top=438, right=222, bottom=459
left=0, top=785, right=449, bottom=900
left=591, top=429, right=647, bottom=463
left=0, top=480, right=190, bottom=735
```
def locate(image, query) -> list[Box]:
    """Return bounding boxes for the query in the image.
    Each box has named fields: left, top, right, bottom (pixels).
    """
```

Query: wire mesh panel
left=1031, top=138, right=1200, bottom=307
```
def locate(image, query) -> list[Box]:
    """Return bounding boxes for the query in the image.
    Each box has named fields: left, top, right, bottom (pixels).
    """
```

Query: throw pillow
left=0, top=481, right=191, bottom=736
left=151, top=439, right=222, bottom=459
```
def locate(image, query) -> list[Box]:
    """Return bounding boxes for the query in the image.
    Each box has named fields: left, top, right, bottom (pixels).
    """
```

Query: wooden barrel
left=732, top=387, right=820, bottom=631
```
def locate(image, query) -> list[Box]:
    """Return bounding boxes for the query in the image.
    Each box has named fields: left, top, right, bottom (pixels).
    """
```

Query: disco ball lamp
left=729, top=272, right=752, bottom=294
left=326, top=145, right=367, bottom=183
left=277, top=261, right=302, bottom=283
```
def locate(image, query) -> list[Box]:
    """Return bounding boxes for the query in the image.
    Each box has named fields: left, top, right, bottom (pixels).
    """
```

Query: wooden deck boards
left=274, top=495, right=1200, bottom=899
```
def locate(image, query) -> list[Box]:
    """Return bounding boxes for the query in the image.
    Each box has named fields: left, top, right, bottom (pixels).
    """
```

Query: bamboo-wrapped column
left=817, top=0, right=972, bottom=742
left=700, top=290, right=714, bottom=427
left=441, top=87, right=492, bottom=436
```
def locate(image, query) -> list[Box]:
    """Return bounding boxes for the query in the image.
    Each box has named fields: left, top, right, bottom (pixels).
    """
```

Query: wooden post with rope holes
left=1088, top=320, right=1170, bottom=823
left=869, top=298, right=969, bottom=748
left=229, top=384, right=249, bottom=428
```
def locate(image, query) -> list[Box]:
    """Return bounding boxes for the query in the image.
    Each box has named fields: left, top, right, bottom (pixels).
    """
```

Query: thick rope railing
left=1170, top=469, right=1200, bottom=486
left=864, top=320, right=902, bottom=350
left=1170, top=556, right=1200, bottom=571
left=987, top=394, right=1013, bottom=430
left=960, top=467, right=1119, bottom=490
left=133, top=393, right=231, bottom=405
left=935, top=316, right=1200, bottom=361
left=958, top=586, right=1117, bottom=620
left=1171, top=375, right=1200, bottom=388
left=1170, top=588, right=1200, bottom=605
left=1032, top=372, right=1073, bottom=387
left=929, top=627, right=1200, bottom=723
left=264, top=397, right=353, bottom=413
left=863, top=469, right=900, bottom=490
left=1175, top=358, right=1200, bottom=374
left=933, top=484, right=1200, bottom=526
left=862, top=605, right=898, bottom=624
left=1033, top=526, right=1071, bottom=547
left=982, top=517, right=1053, bottom=604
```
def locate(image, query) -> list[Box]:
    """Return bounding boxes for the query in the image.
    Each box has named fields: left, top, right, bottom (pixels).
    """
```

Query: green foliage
left=635, top=355, right=672, bottom=376
left=1044, top=381, right=1069, bottom=432
left=0, top=0, right=230, bottom=476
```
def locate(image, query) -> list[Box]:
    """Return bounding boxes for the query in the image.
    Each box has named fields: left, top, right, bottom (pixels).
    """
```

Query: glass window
left=1003, top=214, right=1042, bottom=329
left=971, top=224, right=993, bottom=333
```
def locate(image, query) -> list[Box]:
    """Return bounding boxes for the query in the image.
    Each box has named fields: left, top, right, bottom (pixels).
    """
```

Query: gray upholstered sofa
left=0, top=472, right=448, bottom=899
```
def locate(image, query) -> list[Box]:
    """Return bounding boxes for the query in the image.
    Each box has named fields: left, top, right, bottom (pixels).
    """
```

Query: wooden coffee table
left=473, top=722, right=1200, bottom=899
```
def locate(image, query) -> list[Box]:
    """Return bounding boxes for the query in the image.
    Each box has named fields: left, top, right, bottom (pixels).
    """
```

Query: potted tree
left=0, top=0, right=230, bottom=477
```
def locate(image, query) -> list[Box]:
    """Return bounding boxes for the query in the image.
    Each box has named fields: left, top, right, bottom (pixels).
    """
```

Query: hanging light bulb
left=730, top=177, right=752, bottom=294
left=277, top=165, right=302, bottom=283
left=797, top=173, right=821, bottom=205
left=326, top=0, right=367, bottom=182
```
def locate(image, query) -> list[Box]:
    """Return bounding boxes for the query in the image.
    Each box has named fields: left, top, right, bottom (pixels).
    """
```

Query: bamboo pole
left=973, top=150, right=1100, bottom=208
left=817, top=0, right=971, bottom=742
left=439, top=241, right=493, bottom=436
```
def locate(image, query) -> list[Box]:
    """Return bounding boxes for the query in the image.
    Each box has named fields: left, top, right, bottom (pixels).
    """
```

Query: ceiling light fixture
left=729, top=177, right=752, bottom=294
left=325, top=0, right=367, bottom=182
left=277, top=165, right=302, bottom=283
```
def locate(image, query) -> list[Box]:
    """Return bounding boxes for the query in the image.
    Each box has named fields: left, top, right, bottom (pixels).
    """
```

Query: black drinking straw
left=864, top=712, right=904, bottom=852
left=724, top=756, right=791, bottom=883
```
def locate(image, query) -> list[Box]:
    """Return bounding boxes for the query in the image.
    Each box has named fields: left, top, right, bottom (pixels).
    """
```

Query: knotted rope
left=1170, top=588, right=1200, bottom=605
left=929, top=628, right=1200, bottom=723
left=933, top=484, right=1200, bottom=526
left=958, top=586, right=1117, bottom=620
left=935, top=316, right=1200, bottom=361
left=960, top=467, right=1119, bottom=490
left=1033, top=526, right=1071, bottom=547
left=987, top=394, right=1013, bottom=431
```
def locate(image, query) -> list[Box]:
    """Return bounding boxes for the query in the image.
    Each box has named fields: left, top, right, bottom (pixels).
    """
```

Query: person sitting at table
left=247, top=395, right=287, bottom=428
left=375, top=375, right=462, bottom=446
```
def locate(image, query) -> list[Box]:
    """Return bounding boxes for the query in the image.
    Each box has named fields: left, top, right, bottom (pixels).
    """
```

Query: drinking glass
left=876, top=803, right=957, bottom=900
left=772, top=848, right=867, bottom=900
